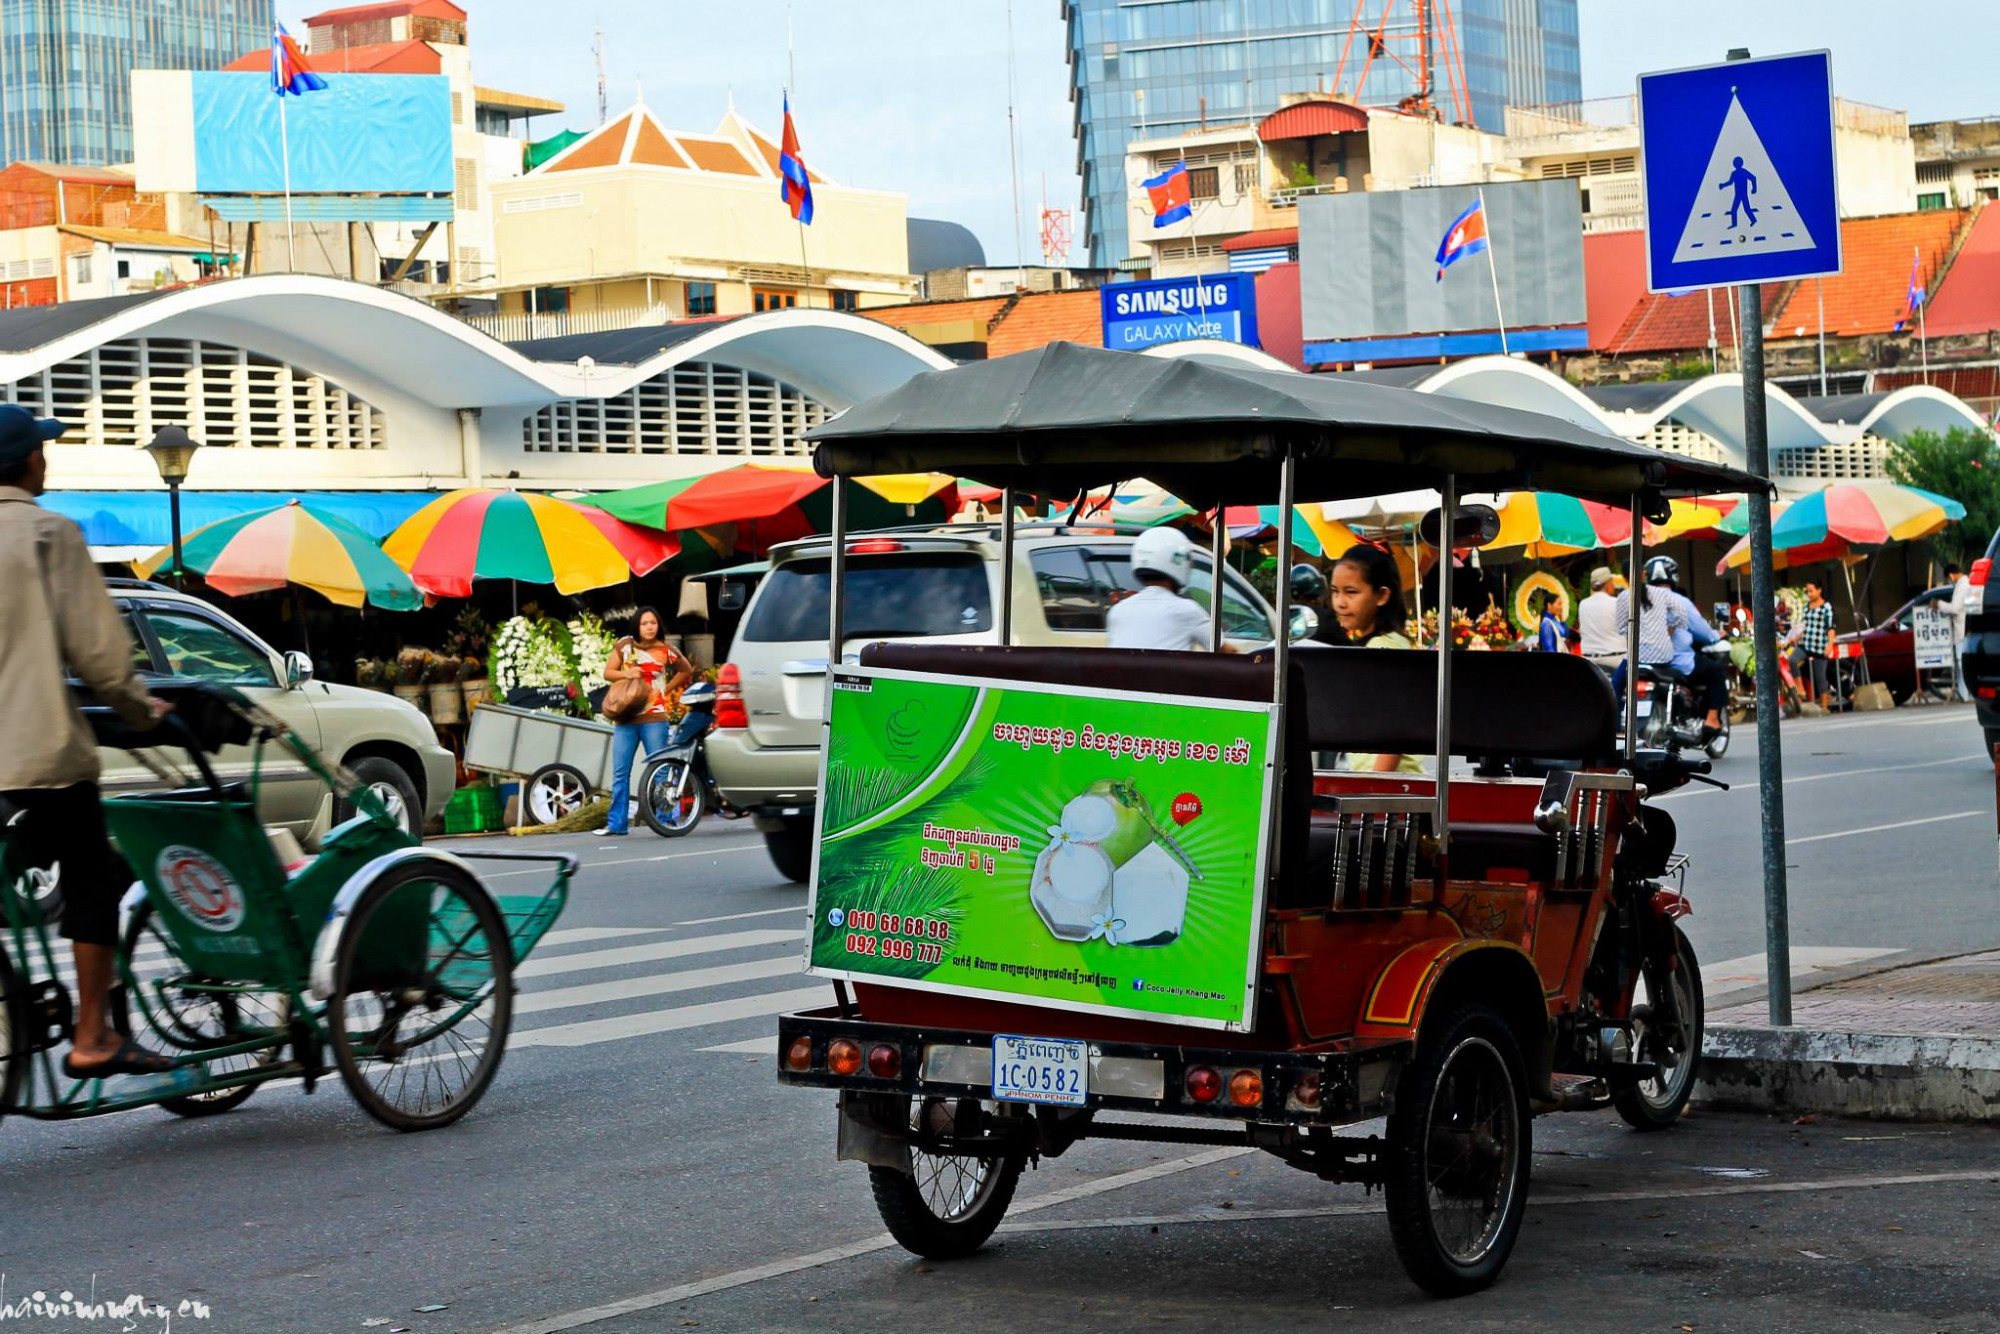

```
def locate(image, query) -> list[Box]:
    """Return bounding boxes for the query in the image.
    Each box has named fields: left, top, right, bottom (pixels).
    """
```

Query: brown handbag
left=600, top=640, right=653, bottom=723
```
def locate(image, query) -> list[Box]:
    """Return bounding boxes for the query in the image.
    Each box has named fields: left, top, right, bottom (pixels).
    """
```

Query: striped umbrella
left=1488, top=493, right=1737, bottom=557
left=586, top=465, right=957, bottom=551
left=1717, top=482, right=1965, bottom=572
left=137, top=500, right=421, bottom=610
left=384, top=489, right=676, bottom=598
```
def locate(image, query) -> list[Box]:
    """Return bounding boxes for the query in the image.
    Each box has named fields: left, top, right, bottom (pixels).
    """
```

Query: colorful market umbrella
left=586, top=466, right=957, bottom=553
left=1487, top=493, right=1739, bottom=558
left=384, top=489, right=676, bottom=597
left=137, top=500, right=421, bottom=611
left=1717, top=482, right=1966, bottom=573
left=1220, top=505, right=1360, bottom=559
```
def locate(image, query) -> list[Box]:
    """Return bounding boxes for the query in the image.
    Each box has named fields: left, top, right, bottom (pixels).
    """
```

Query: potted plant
left=393, top=647, right=431, bottom=710
left=428, top=655, right=465, bottom=725
left=450, top=607, right=492, bottom=709
left=459, top=655, right=491, bottom=711
left=355, top=657, right=386, bottom=692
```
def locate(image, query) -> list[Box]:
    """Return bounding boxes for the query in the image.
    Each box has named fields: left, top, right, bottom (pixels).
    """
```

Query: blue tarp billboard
left=191, top=72, right=453, bottom=195
left=1101, top=274, right=1260, bottom=351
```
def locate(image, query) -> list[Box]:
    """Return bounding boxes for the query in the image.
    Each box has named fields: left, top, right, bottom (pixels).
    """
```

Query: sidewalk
left=1698, top=950, right=2000, bottom=1121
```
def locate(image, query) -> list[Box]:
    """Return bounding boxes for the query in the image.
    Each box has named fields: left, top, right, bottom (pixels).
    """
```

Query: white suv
left=707, top=525, right=1279, bottom=882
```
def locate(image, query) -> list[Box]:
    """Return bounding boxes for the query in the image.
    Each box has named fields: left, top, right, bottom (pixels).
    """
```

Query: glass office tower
left=1065, top=0, right=1581, bottom=266
left=0, top=0, right=276, bottom=166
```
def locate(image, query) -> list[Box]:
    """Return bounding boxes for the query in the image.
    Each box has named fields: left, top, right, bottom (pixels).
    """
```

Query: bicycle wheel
left=330, top=859, right=513, bottom=1131
left=638, top=756, right=704, bottom=838
left=116, top=903, right=288, bottom=1117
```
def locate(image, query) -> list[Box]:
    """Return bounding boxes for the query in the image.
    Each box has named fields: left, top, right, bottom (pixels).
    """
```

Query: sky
left=289, top=1, right=2000, bottom=264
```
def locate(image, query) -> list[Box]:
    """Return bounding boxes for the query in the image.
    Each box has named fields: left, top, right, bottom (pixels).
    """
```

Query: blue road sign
left=1638, top=51, right=1841, bottom=293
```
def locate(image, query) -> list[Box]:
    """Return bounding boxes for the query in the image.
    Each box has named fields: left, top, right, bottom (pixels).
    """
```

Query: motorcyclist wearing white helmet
left=1107, top=526, right=1230, bottom=651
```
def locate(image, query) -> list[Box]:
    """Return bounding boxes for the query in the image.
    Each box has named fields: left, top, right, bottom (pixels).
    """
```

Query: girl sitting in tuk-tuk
left=1328, top=544, right=1423, bottom=775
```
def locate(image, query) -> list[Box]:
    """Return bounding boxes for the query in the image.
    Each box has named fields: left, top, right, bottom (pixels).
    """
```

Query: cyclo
left=0, top=683, right=574, bottom=1131
left=773, top=344, right=1752, bottom=1296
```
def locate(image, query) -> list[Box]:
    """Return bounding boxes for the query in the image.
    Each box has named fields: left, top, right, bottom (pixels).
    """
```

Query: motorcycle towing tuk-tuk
left=770, top=343, right=1760, bottom=1297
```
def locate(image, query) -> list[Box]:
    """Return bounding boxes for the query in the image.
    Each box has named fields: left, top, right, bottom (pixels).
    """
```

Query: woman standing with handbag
left=596, top=606, right=691, bottom=836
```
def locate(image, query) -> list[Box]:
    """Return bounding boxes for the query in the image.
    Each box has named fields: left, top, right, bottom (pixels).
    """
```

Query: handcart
left=464, top=701, right=616, bottom=827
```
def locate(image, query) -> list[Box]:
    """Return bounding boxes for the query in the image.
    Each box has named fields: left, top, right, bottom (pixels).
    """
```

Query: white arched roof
left=0, top=275, right=952, bottom=412
left=1139, top=338, right=1295, bottom=373
left=1387, top=355, right=1619, bottom=437
left=1589, top=375, right=1847, bottom=464
left=1852, top=385, right=1993, bottom=441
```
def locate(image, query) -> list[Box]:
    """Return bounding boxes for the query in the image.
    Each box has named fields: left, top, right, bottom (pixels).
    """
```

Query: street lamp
left=141, top=426, right=201, bottom=589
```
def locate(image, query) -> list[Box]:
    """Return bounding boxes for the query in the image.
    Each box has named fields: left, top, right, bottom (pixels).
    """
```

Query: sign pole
left=1740, top=276, right=1792, bottom=1025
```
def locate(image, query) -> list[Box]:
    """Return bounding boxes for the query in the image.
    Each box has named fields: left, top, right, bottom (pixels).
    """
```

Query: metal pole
left=1270, top=451, right=1295, bottom=880
left=1816, top=279, right=1828, bottom=396
left=1740, top=278, right=1792, bottom=1026
left=1209, top=504, right=1227, bottom=651
left=280, top=96, right=296, bottom=273
left=998, top=487, right=1016, bottom=645
left=827, top=477, right=848, bottom=668
left=168, top=480, right=184, bottom=590
left=1625, top=495, right=1641, bottom=762
left=1433, top=475, right=1455, bottom=882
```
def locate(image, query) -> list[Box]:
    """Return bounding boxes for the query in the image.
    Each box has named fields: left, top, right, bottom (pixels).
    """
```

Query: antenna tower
left=1330, top=0, right=1472, bottom=125
left=594, top=28, right=608, bottom=124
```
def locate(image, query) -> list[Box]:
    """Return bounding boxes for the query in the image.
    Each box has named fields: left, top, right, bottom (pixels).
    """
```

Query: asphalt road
left=2, top=703, right=1994, bottom=1334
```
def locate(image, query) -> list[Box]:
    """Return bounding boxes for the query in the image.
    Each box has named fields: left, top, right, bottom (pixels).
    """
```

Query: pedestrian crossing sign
left=1639, top=50, right=1842, bottom=293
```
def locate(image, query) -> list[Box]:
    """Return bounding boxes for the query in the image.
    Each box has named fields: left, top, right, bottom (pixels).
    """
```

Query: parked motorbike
left=1634, top=640, right=1733, bottom=759
left=637, top=683, right=741, bottom=837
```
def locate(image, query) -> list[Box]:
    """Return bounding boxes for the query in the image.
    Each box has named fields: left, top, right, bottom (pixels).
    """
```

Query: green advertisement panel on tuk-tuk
left=807, top=666, right=1277, bottom=1030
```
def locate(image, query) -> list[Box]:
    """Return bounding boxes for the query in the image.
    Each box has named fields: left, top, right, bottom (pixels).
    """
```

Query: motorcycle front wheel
left=638, top=755, right=706, bottom=838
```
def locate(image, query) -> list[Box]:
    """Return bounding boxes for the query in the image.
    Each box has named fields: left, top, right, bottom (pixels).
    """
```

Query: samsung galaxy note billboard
left=1100, top=274, right=1260, bottom=352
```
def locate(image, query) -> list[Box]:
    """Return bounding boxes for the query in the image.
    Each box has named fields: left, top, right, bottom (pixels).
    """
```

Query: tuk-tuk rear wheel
left=1383, top=1003, right=1531, bottom=1297
left=868, top=1097, right=1025, bottom=1260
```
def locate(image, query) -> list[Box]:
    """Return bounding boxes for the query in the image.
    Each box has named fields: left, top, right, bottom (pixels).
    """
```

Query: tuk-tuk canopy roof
left=807, top=342, right=1765, bottom=508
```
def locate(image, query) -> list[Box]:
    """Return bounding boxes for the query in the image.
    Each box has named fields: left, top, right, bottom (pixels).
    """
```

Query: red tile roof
left=986, top=290, right=1104, bottom=357
left=1220, top=228, right=1298, bottom=252
left=304, top=0, right=465, bottom=25
left=1259, top=100, right=1367, bottom=142
left=1923, top=205, right=2000, bottom=337
left=1581, top=229, right=1647, bottom=352
left=676, top=137, right=758, bottom=177
left=1604, top=283, right=1777, bottom=356
left=224, top=38, right=439, bottom=74
left=1768, top=210, right=1968, bottom=337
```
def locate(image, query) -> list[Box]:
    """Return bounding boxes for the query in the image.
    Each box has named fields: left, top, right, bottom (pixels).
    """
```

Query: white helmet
left=1130, top=526, right=1197, bottom=588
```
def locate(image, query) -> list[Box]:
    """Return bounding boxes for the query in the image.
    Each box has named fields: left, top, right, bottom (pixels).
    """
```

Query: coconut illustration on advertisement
left=1030, top=780, right=1199, bottom=947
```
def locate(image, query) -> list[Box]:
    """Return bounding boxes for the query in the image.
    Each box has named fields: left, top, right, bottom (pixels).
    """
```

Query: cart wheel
left=1614, top=927, right=1704, bottom=1131
left=1383, top=1004, right=1531, bottom=1297
left=0, top=944, right=24, bottom=1123
left=638, top=757, right=704, bottom=838
left=524, top=764, right=591, bottom=826
left=116, top=903, right=289, bottom=1117
left=330, top=859, right=513, bottom=1131
left=868, top=1097, right=1025, bottom=1260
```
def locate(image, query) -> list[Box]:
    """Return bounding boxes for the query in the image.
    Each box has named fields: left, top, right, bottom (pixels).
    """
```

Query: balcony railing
left=457, top=304, right=675, bottom=344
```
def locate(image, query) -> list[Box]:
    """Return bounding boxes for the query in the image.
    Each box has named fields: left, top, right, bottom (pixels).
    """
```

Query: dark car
left=1963, top=532, right=2000, bottom=753
left=1835, top=585, right=1954, bottom=703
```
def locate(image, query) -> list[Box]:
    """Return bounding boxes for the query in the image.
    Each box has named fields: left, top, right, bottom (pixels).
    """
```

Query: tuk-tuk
left=773, top=344, right=1758, bottom=1296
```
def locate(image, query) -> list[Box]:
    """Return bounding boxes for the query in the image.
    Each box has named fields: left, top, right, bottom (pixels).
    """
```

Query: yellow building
left=481, top=100, right=915, bottom=335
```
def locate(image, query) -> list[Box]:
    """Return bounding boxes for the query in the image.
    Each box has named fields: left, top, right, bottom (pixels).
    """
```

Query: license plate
left=992, top=1034, right=1088, bottom=1107
left=1634, top=698, right=1652, bottom=717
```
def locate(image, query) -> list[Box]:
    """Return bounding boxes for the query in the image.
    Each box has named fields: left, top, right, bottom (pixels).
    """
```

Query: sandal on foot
left=62, top=1036, right=176, bottom=1080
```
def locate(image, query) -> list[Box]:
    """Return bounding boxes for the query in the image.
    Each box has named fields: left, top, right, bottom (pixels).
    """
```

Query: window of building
left=753, top=288, right=798, bottom=312
left=454, top=157, right=479, bottom=212
left=73, top=254, right=92, bottom=284
left=1187, top=165, right=1219, bottom=200
left=685, top=281, right=717, bottom=316
left=1918, top=191, right=1948, bottom=212
left=529, top=286, right=570, bottom=314
left=116, top=259, right=130, bottom=279
left=1233, top=160, right=1258, bottom=195
left=522, top=361, right=830, bottom=457
left=830, top=289, right=860, bottom=313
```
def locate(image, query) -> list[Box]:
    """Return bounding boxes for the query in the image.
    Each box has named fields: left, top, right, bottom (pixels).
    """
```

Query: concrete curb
left=1697, top=1025, right=2000, bottom=1122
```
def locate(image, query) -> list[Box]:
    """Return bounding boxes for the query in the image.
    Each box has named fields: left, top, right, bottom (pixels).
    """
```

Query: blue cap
left=0, top=404, right=63, bottom=468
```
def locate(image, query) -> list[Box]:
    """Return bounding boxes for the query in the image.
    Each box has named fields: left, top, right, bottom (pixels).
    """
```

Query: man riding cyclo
left=0, top=405, right=175, bottom=1079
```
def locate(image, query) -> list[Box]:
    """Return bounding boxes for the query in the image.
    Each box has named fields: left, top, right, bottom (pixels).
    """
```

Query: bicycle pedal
left=26, top=979, right=72, bottom=1054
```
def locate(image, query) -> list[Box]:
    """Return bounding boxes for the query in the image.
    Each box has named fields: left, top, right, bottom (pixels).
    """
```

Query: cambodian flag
left=1435, top=198, right=1488, bottom=281
left=1144, top=160, right=1193, bottom=228
left=271, top=24, right=327, bottom=97
left=779, top=94, right=813, bottom=225
left=1894, top=245, right=1926, bottom=332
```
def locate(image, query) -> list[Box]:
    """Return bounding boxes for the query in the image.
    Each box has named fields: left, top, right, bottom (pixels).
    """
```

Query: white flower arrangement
left=493, top=614, right=579, bottom=697
left=567, top=610, right=617, bottom=686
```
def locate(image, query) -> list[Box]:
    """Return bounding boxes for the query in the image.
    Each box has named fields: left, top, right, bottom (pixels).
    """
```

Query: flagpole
left=787, top=8, right=809, bottom=303
left=1478, top=187, right=1508, bottom=356
left=279, top=94, right=296, bottom=272
left=1917, top=245, right=1930, bottom=386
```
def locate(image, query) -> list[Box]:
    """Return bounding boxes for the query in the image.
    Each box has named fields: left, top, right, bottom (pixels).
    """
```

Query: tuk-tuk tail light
left=867, top=1043, right=902, bottom=1079
left=785, top=1037, right=814, bottom=1071
left=1290, top=1070, right=1323, bottom=1110
left=827, top=1037, right=863, bottom=1076
left=715, top=663, right=748, bottom=729
left=1185, top=1066, right=1221, bottom=1104
left=1227, top=1069, right=1263, bottom=1108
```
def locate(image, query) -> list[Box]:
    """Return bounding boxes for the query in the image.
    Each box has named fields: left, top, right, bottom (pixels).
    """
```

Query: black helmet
left=1289, top=562, right=1326, bottom=603
left=1644, top=555, right=1680, bottom=587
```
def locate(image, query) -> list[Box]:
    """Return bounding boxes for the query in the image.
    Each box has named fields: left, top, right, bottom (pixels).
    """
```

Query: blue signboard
left=1638, top=51, right=1841, bottom=293
left=1100, top=274, right=1260, bottom=351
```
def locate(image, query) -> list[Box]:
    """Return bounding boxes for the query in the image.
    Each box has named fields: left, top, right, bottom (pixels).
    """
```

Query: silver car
left=99, top=581, right=454, bottom=845
left=706, top=525, right=1279, bottom=882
